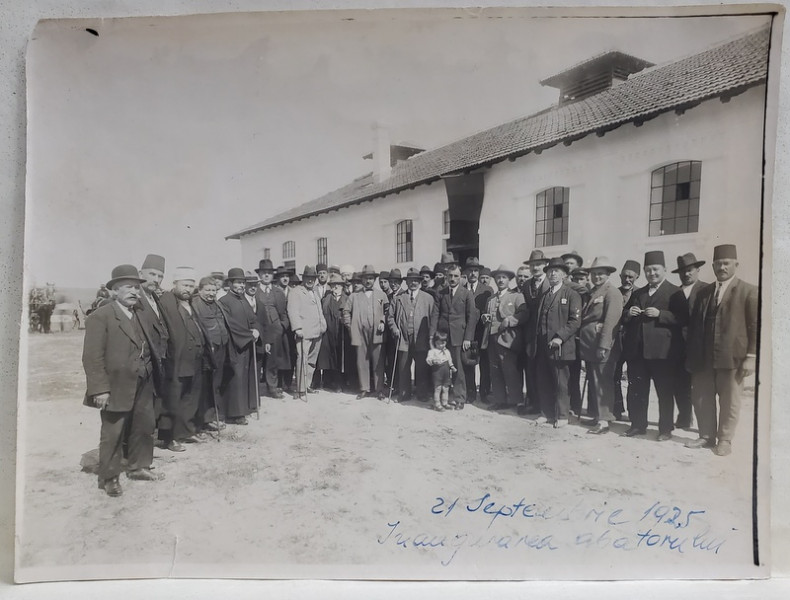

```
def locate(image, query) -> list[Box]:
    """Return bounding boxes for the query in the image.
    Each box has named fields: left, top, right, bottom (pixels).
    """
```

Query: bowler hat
left=644, top=250, right=666, bottom=267
left=524, top=249, right=549, bottom=265
left=672, top=253, right=706, bottom=273
left=226, top=267, right=246, bottom=281
left=328, top=273, right=344, bottom=285
left=561, top=250, right=584, bottom=267
left=491, top=264, right=515, bottom=279
left=141, top=254, right=165, bottom=272
left=588, top=256, right=618, bottom=274
left=172, top=267, right=197, bottom=282
left=256, top=259, right=275, bottom=273
left=302, top=265, right=318, bottom=279
left=106, top=264, right=146, bottom=289
left=419, top=265, right=434, bottom=276
left=713, top=244, right=738, bottom=261
left=360, top=264, right=378, bottom=276
left=315, top=263, right=328, bottom=272
left=404, top=267, right=422, bottom=280
left=388, top=268, right=403, bottom=280
left=463, top=257, right=484, bottom=271
left=621, top=260, right=641, bottom=274
left=543, top=257, right=570, bottom=274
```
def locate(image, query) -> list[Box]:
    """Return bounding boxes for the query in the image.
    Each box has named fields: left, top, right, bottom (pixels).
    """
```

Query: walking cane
left=388, top=328, right=401, bottom=403
left=252, top=340, right=261, bottom=420
left=580, top=367, right=588, bottom=421
left=211, top=368, right=222, bottom=442
left=300, top=335, right=308, bottom=403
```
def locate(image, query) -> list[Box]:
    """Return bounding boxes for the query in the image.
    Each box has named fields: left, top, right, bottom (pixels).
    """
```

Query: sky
left=24, top=9, right=770, bottom=288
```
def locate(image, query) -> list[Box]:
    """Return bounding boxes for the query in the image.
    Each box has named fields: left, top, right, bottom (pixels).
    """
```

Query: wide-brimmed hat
left=713, top=244, right=738, bottom=261
left=360, top=264, right=378, bottom=276
left=141, top=254, right=165, bottom=272
left=621, top=260, right=641, bottom=274
left=644, top=250, right=666, bottom=268
left=244, top=271, right=260, bottom=283
left=419, top=265, right=434, bottom=276
left=274, top=265, right=291, bottom=277
left=672, top=253, right=706, bottom=273
left=329, top=264, right=341, bottom=274
left=328, top=273, right=344, bottom=285
left=388, top=268, right=403, bottom=280
left=543, top=257, right=570, bottom=274
left=439, top=252, right=457, bottom=267
left=524, top=249, right=549, bottom=265
left=588, top=256, right=618, bottom=274
left=404, top=267, right=422, bottom=280
left=302, top=265, right=318, bottom=279
left=226, top=267, right=246, bottom=282
left=172, top=267, right=197, bottom=283
left=255, top=259, right=275, bottom=273
left=106, top=264, right=146, bottom=289
left=490, top=264, right=515, bottom=279
left=561, top=250, right=584, bottom=266
left=350, top=272, right=363, bottom=283
left=463, top=257, right=484, bottom=271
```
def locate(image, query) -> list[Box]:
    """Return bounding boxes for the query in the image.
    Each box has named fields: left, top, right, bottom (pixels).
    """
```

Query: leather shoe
left=714, top=441, right=732, bottom=457
left=656, top=432, right=672, bottom=442
left=686, top=437, right=715, bottom=449
left=553, top=419, right=568, bottom=429
left=534, top=415, right=549, bottom=425
left=356, top=392, right=368, bottom=400
left=183, top=433, right=209, bottom=444
left=269, top=390, right=285, bottom=399
left=623, top=427, right=646, bottom=437
left=102, top=477, right=123, bottom=497
left=167, top=440, right=186, bottom=452
left=307, top=387, right=319, bottom=394
left=455, top=402, right=465, bottom=410
left=588, top=423, right=610, bottom=435
left=126, top=468, right=164, bottom=481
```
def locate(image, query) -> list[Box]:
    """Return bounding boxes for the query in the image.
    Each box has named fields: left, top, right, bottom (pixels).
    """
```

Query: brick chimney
left=371, top=122, right=391, bottom=183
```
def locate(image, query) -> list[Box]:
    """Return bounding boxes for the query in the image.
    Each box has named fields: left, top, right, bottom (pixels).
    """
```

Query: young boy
left=427, top=331, right=457, bottom=411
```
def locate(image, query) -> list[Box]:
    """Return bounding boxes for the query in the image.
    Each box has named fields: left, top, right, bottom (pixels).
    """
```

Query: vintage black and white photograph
left=16, top=6, right=778, bottom=582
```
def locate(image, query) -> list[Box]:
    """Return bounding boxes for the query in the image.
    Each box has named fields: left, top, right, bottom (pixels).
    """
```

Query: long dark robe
left=217, top=291, right=258, bottom=418
left=318, top=293, right=347, bottom=370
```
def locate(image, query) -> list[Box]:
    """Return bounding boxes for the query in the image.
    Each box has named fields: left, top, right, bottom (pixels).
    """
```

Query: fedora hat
left=440, top=252, right=457, bottom=267
left=360, top=264, right=378, bottom=276
left=404, top=267, right=422, bottom=280
left=490, top=264, right=515, bottom=279
left=480, top=267, right=491, bottom=277
left=433, top=262, right=446, bottom=276
left=524, top=249, right=549, bottom=265
left=350, top=272, right=362, bottom=283
left=302, top=265, right=318, bottom=279
left=378, top=270, right=390, bottom=280
left=672, top=253, right=706, bottom=273
left=106, top=264, right=146, bottom=289
left=256, top=259, right=275, bottom=273
left=388, top=268, right=403, bottom=280
left=713, top=244, right=738, bottom=261
left=244, top=271, right=260, bottom=283
left=328, top=273, right=344, bottom=285
left=621, top=259, right=641, bottom=274
left=419, top=265, right=434, bottom=276
left=329, top=264, right=341, bottom=274
left=226, top=267, right=246, bottom=281
left=588, top=256, right=618, bottom=274
left=643, top=250, right=666, bottom=268
left=141, top=254, right=165, bottom=272
left=561, top=250, right=584, bottom=266
left=463, top=257, right=483, bottom=271
left=172, top=267, right=197, bottom=282
left=543, top=257, right=570, bottom=274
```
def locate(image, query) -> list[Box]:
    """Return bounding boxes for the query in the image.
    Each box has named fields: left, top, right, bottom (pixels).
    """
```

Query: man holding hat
left=685, top=244, right=758, bottom=456
left=578, top=257, right=624, bottom=434
left=672, top=252, right=709, bottom=429
left=158, top=267, right=207, bottom=451
left=388, top=267, right=436, bottom=402
left=519, top=249, right=551, bottom=415
left=218, top=268, right=260, bottom=424
left=463, top=257, right=493, bottom=404
left=529, top=257, right=582, bottom=427
left=621, top=251, right=687, bottom=440
left=613, top=259, right=641, bottom=419
left=83, top=265, right=163, bottom=496
left=482, top=265, right=528, bottom=410
left=287, top=266, right=327, bottom=399
left=254, top=259, right=290, bottom=399
left=343, top=265, right=389, bottom=400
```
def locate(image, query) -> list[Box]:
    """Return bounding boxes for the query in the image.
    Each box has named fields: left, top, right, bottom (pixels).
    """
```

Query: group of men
left=81, top=244, right=757, bottom=497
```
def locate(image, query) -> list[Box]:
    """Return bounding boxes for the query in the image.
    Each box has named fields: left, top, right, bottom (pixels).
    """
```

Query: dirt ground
left=16, top=330, right=762, bottom=581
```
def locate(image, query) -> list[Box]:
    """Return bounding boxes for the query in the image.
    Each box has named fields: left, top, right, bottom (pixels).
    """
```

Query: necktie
left=715, top=283, right=722, bottom=305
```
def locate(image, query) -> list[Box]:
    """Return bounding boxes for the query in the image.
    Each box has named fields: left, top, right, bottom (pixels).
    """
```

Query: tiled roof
left=227, top=26, right=770, bottom=239
left=539, top=50, right=655, bottom=88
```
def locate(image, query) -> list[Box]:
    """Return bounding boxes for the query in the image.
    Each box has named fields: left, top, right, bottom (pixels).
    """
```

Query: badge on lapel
left=561, top=298, right=568, bottom=305
left=593, top=296, right=604, bottom=304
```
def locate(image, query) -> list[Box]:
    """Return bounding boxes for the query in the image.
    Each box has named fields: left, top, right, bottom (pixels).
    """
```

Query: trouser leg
left=536, top=346, right=554, bottom=419
left=126, top=375, right=155, bottom=471
left=569, top=357, right=582, bottom=414
left=715, top=368, right=742, bottom=443
left=449, top=344, right=466, bottom=403
left=626, top=358, right=650, bottom=431
left=650, top=359, right=676, bottom=435
left=553, top=359, right=571, bottom=420
left=691, top=369, right=717, bottom=441
left=488, top=343, right=506, bottom=405
left=414, top=350, right=429, bottom=400
left=674, top=363, right=694, bottom=426
left=502, top=348, right=522, bottom=407
left=356, top=337, right=369, bottom=392
left=371, top=343, right=384, bottom=393
left=613, top=356, right=626, bottom=416
left=479, top=349, right=491, bottom=399
left=99, top=410, right=127, bottom=482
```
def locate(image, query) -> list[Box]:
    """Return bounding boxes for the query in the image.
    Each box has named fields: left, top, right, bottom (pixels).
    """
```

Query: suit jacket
left=466, top=281, right=493, bottom=343
left=622, top=279, right=687, bottom=361
left=481, top=289, right=528, bottom=351
left=136, top=291, right=169, bottom=360
left=429, top=285, right=476, bottom=347
left=388, top=288, right=435, bottom=352
left=287, top=285, right=327, bottom=340
left=522, top=276, right=550, bottom=349
left=343, top=288, right=389, bottom=346
left=578, top=279, right=623, bottom=362
left=158, top=291, right=205, bottom=378
left=254, top=284, right=290, bottom=345
left=685, top=277, right=758, bottom=372
left=82, top=301, right=156, bottom=412
left=527, top=282, right=582, bottom=360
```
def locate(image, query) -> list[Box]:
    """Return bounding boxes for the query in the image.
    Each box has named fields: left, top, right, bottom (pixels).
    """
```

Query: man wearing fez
left=462, top=257, right=493, bottom=404
left=482, top=265, right=528, bottom=411
left=158, top=268, right=207, bottom=452
left=218, top=268, right=260, bottom=424
left=344, top=265, right=389, bottom=400
left=192, top=276, right=229, bottom=430
left=429, top=263, right=475, bottom=409
left=621, top=251, right=687, bottom=440
left=479, top=266, right=492, bottom=290
left=317, top=273, right=349, bottom=392
left=613, top=259, right=640, bottom=420
left=287, top=266, right=327, bottom=400
left=254, top=259, right=290, bottom=399
left=314, top=264, right=330, bottom=301
left=578, top=258, right=624, bottom=435
left=83, top=265, right=163, bottom=497
left=519, top=249, right=550, bottom=415
left=529, top=257, right=582, bottom=428
left=136, top=254, right=170, bottom=428
left=685, top=244, right=758, bottom=456
left=388, top=267, right=436, bottom=403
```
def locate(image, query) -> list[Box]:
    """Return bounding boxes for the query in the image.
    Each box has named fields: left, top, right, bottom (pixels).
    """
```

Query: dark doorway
left=443, top=172, right=484, bottom=263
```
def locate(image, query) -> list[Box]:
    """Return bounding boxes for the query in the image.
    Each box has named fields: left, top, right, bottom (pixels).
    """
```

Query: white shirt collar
left=116, top=301, right=133, bottom=319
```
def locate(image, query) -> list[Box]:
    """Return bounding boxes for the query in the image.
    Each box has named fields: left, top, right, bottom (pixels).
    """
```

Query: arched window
left=396, top=220, right=413, bottom=263
left=535, top=186, right=569, bottom=247
left=282, top=240, right=296, bottom=260
left=649, top=161, right=701, bottom=236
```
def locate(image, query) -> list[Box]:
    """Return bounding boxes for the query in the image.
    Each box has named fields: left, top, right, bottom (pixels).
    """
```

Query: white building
left=228, top=27, right=769, bottom=283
